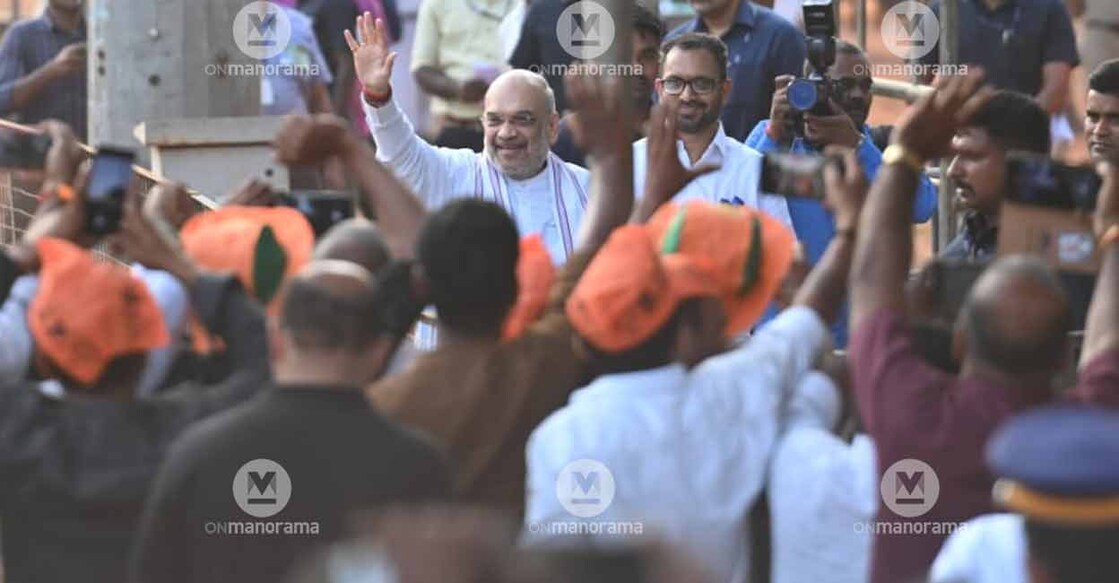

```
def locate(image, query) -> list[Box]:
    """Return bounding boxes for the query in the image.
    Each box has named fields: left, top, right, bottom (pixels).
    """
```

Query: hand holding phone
left=277, top=190, right=355, bottom=238
left=760, top=152, right=827, bottom=200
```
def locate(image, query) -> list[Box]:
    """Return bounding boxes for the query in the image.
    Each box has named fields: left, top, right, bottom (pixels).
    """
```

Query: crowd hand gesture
left=223, top=178, right=278, bottom=208
left=38, top=120, right=85, bottom=188
left=891, top=69, right=995, bottom=163
left=344, top=13, right=396, bottom=97
left=273, top=114, right=359, bottom=168
left=821, top=146, right=868, bottom=232
left=642, top=101, right=718, bottom=210
left=110, top=185, right=199, bottom=287
left=459, top=78, right=489, bottom=104
left=144, top=181, right=197, bottom=230
left=564, top=74, right=631, bottom=159
left=767, top=74, right=796, bottom=143
left=805, top=100, right=862, bottom=149
left=48, top=42, right=85, bottom=78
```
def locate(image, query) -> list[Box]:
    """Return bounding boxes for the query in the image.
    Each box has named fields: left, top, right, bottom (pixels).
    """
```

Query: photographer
left=745, top=41, right=937, bottom=346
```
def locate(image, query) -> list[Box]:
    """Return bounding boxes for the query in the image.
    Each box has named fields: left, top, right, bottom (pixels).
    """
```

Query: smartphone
left=278, top=190, right=354, bottom=238
left=1005, top=152, right=1101, bottom=212
left=0, top=132, right=52, bottom=169
left=84, top=146, right=135, bottom=235
left=760, top=152, right=827, bottom=199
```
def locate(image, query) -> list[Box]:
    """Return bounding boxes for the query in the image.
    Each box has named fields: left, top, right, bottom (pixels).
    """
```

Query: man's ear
left=267, top=319, right=286, bottom=364
left=547, top=112, right=561, bottom=145
left=364, top=338, right=397, bottom=382
left=719, top=78, right=733, bottom=107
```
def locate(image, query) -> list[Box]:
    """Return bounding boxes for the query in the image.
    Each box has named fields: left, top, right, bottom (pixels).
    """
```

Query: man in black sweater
left=130, top=251, right=451, bottom=582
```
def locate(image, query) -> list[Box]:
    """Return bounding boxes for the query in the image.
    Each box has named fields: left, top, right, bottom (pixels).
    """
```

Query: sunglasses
left=661, top=76, right=720, bottom=96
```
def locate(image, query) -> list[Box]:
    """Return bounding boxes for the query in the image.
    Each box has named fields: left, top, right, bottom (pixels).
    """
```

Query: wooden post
left=88, top=0, right=260, bottom=152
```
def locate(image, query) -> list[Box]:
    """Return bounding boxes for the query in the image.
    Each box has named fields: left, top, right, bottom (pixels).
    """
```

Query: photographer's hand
left=804, top=100, right=862, bottom=149
left=767, top=75, right=796, bottom=144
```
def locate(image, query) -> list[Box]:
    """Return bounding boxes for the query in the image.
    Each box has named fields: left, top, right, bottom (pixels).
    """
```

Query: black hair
left=417, top=200, right=519, bottom=336
left=1089, top=59, right=1119, bottom=95
left=1026, top=520, right=1119, bottom=582
left=633, top=3, right=665, bottom=42
left=961, top=257, right=1070, bottom=374
left=660, top=33, right=729, bottom=81
left=968, top=90, right=1050, bottom=154
left=279, top=274, right=384, bottom=352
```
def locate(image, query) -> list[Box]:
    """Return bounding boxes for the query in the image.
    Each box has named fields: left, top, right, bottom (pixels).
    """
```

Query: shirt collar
left=676, top=123, right=730, bottom=169
left=963, top=211, right=999, bottom=256
left=569, top=363, right=687, bottom=405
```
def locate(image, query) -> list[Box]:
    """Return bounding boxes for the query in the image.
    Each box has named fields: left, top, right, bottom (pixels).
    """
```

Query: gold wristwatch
left=882, top=144, right=925, bottom=173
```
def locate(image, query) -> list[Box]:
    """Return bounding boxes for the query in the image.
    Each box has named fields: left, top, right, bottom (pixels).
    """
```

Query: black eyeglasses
left=661, top=76, right=719, bottom=95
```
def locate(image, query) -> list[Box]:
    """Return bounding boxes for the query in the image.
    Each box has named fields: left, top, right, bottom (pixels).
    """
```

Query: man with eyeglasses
left=745, top=40, right=937, bottom=346
left=632, top=33, right=792, bottom=228
left=348, top=13, right=589, bottom=267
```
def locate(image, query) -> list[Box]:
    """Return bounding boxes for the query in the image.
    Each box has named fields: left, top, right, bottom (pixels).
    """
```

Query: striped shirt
left=0, top=12, right=87, bottom=140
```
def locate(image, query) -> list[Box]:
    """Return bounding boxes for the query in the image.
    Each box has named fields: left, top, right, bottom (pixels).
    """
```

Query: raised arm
left=1080, top=162, right=1119, bottom=367
left=850, top=71, right=995, bottom=331
left=273, top=114, right=426, bottom=260
left=631, top=102, right=718, bottom=224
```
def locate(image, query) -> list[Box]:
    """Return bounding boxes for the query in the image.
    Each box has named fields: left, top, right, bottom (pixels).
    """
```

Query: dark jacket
left=0, top=274, right=270, bottom=583
left=130, top=385, right=451, bottom=583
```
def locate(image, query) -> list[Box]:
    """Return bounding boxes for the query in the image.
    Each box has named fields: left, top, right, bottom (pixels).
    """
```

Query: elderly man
left=346, top=13, right=588, bottom=264
left=632, top=33, right=792, bottom=227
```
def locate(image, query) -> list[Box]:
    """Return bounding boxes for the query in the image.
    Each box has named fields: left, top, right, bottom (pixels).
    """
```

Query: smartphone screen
left=760, top=152, right=827, bottom=199
left=85, top=147, right=134, bottom=234
left=280, top=190, right=355, bottom=238
left=1005, top=152, right=1100, bottom=211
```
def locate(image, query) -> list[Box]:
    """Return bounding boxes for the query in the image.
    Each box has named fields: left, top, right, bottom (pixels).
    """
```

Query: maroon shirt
left=849, top=309, right=1053, bottom=583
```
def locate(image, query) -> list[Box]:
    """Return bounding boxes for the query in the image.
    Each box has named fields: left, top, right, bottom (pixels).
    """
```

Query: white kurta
left=632, top=123, right=794, bottom=228
left=930, top=513, right=1028, bottom=583
left=364, top=99, right=590, bottom=265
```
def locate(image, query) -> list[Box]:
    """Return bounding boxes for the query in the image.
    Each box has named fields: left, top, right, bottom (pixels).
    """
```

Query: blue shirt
left=669, top=1, right=805, bottom=141
left=263, top=7, right=333, bottom=116
left=745, top=119, right=939, bottom=347
left=0, top=12, right=87, bottom=139
left=919, top=0, right=1079, bottom=96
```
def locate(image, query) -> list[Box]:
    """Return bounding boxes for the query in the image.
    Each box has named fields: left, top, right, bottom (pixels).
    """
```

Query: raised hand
left=1096, top=162, right=1118, bottom=239
left=767, top=74, right=796, bottom=144
left=805, top=100, right=862, bottom=149
left=891, top=69, right=996, bottom=163
left=111, top=185, right=199, bottom=287
left=564, top=74, right=631, bottom=159
left=642, top=101, right=718, bottom=211
left=222, top=178, right=277, bottom=208
left=37, top=120, right=85, bottom=187
left=144, top=182, right=198, bottom=229
left=344, top=13, right=397, bottom=97
left=821, top=146, right=868, bottom=232
left=273, top=114, right=359, bottom=167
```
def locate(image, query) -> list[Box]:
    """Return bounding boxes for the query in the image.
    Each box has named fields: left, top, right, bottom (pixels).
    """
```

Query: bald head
left=959, top=256, right=1071, bottom=375
left=279, top=260, right=384, bottom=353
left=313, top=219, right=391, bottom=275
left=482, top=70, right=559, bottom=180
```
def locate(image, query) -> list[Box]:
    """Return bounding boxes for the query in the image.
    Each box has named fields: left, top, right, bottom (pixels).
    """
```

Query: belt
left=1086, top=19, right=1119, bottom=33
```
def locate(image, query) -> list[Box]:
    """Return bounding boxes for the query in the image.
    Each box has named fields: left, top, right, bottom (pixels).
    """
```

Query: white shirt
left=931, top=513, right=1027, bottom=583
left=769, top=371, right=878, bottom=583
left=524, top=306, right=830, bottom=583
left=365, top=99, right=590, bottom=264
left=632, top=123, right=793, bottom=228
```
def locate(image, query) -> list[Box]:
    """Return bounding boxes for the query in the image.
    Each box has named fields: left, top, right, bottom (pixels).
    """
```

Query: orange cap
left=180, top=206, right=314, bottom=311
left=565, top=225, right=720, bottom=353
left=503, top=235, right=557, bottom=340
left=645, top=201, right=795, bottom=336
left=29, top=238, right=170, bottom=386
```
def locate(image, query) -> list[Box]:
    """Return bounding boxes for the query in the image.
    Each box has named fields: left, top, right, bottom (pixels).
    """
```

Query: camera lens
left=788, top=79, right=819, bottom=113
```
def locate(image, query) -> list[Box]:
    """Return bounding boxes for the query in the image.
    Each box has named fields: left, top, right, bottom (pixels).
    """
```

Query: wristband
left=882, top=144, right=925, bottom=174
left=38, top=182, right=75, bottom=202
left=362, top=85, right=393, bottom=108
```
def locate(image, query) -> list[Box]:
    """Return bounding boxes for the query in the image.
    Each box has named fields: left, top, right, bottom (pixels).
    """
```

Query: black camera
left=788, top=0, right=838, bottom=126
left=277, top=190, right=355, bottom=238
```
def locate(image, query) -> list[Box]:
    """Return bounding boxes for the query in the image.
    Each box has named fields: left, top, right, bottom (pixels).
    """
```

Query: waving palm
left=344, top=12, right=397, bottom=97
